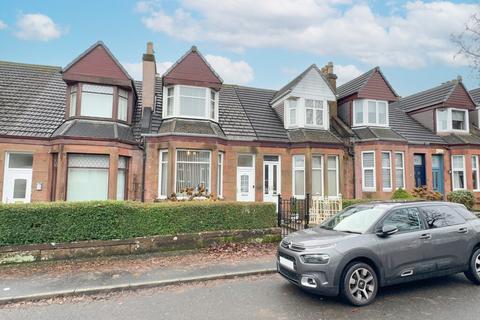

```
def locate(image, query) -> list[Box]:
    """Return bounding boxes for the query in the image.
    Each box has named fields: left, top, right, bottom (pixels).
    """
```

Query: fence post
left=277, top=194, right=282, bottom=227
left=305, top=193, right=310, bottom=229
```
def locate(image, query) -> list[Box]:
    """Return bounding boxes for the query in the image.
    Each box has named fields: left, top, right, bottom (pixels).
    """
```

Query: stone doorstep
left=0, top=228, right=281, bottom=265
left=0, top=268, right=278, bottom=306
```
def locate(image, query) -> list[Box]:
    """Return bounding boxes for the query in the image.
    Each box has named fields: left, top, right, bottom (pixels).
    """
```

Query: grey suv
left=277, top=201, right=480, bottom=306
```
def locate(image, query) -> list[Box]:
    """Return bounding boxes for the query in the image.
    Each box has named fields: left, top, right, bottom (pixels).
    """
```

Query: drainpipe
left=140, top=136, right=146, bottom=202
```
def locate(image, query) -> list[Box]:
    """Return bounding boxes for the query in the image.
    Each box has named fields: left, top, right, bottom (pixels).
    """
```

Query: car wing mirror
left=376, top=224, right=398, bottom=237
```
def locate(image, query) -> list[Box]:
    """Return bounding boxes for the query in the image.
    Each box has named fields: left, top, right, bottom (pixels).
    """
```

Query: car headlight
left=300, top=254, right=330, bottom=264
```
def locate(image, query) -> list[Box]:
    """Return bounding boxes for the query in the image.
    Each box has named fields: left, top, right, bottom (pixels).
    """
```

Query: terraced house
left=0, top=41, right=479, bottom=204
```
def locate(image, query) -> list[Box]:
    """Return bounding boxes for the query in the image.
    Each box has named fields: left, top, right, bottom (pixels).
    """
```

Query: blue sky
left=0, top=0, right=479, bottom=96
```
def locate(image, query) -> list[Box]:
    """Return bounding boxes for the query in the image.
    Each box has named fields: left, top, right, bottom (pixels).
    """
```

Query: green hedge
left=447, top=190, right=475, bottom=210
left=0, top=201, right=276, bottom=246
left=342, top=199, right=369, bottom=208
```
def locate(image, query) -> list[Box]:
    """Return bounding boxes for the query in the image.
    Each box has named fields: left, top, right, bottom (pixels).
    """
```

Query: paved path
left=0, top=259, right=275, bottom=304
left=2, top=273, right=480, bottom=320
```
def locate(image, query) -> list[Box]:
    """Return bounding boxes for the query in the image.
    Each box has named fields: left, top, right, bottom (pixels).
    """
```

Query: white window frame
left=436, top=108, right=469, bottom=133
left=327, top=155, right=340, bottom=198
left=174, top=149, right=212, bottom=197
left=451, top=155, right=466, bottom=191
left=292, top=155, right=305, bottom=199
left=162, top=85, right=219, bottom=121
left=381, top=151, right=392, bottom=191
left=158, top=150, right=169, bottom=199
left=69, top=85, right=77, bottom=117
left=217, top=152, right=224, bottom=198
left=311, top=155, right=324, bottom=196
left=287, top=99, right=298, bottom=127
left=304, top=99, right=325, bottom=128
left=352, top=99, right=389, bottom=127
left=362, top=151, right=376, bottom=192
left=472, top=155, right=480, bottom=191
left=395, top=152, right=405, bottom=189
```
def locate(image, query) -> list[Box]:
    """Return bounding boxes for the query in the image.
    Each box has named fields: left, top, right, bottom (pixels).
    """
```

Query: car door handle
left=457, top=227, right=468, bottom=234
left=419, top=233, right=431, bottom=240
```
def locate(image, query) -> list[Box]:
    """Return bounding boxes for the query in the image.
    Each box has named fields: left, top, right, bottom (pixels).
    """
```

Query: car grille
left=280, top=240, right=305, bottom=252
left=279, top=265, right=299, bottom=283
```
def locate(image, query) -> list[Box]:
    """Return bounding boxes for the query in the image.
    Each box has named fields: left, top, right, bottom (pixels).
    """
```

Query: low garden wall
left=0, top=201, right=279, bottom=264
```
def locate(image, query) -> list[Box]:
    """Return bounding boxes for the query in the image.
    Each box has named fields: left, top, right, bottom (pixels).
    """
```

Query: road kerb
left=0, top=267, right=277, bottom=306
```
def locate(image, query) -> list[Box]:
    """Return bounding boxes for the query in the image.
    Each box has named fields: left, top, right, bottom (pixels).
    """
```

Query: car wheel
left=340, top=262, right=378, bottom=307
left=465, top=248, right=480, bottom=285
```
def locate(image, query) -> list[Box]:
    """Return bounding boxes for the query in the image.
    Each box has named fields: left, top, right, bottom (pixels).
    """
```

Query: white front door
left=263, top=157, right=280, bottom=202
left=237, top=168, right=255, bottom=201
left=3, top=153, right=33, bottom=204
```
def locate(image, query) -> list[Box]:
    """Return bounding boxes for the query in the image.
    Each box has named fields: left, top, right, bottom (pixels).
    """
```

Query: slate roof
left=441, top=133, right=480, bottom=145
left=470, top=88, right=480, bottom=106
left=287, top=129, right=343, bottom=144
left=388, top=104, right=445, bottom=145
left=52, top=119, right=136, bottom=142
left=0, top=61, right=66, bottom=137
left=352, top=127, right=406, bottom=142
left=0, top=60, right=138, bottom=142
left=394, top=80, right=457, bottom=112
left=157, top=118, right=226, bottom=138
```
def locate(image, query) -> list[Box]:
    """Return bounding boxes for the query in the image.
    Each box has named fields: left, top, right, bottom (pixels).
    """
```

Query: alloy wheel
left=349, top=267, right=375, bottom=302
left=476, top=254, right=480, bottom=276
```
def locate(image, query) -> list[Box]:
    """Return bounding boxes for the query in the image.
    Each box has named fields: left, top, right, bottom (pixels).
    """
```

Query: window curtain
left=176, top=150, right=211, bottom=194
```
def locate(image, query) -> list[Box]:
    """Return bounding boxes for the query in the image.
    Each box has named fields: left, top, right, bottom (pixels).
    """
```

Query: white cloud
left=205, top=55, right=253, bottom=84
left=0, top=20, right=7, bottom=30
left=123, top=61, right=173, bottom=80
left=138, top=0, right=478, bottom=68
left=15, top=13, right=63, bottom=41
left=335, top=64, right=363, bottom=85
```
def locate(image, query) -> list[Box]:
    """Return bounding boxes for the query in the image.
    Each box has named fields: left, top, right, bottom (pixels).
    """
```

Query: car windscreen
left=320, top=205, right=386, bottom=234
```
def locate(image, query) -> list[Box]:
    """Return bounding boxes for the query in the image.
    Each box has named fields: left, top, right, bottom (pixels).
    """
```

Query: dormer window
left=81, top=84, right=114, bottom=118
left=353, top=99, right=388, bottom=127
left=162, top=85, right=219, bottom=121
left=436, top=108, right=468, bottom=133
left=67, top=83, right=131, bottom=122
left=305, top=99, right=324, bottom=127
left=288, top=99, right=297, bottom=126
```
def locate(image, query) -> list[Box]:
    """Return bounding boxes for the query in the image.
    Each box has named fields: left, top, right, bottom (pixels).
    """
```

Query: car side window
left=420, top=205, right=466, bottom=229
left=382, top=207, right=422, bottom=233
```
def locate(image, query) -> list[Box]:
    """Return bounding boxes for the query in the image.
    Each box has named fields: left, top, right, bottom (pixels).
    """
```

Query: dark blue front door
left=432, top=155, right=444, bottom=194
left=414, top=154, right=426, bottom=187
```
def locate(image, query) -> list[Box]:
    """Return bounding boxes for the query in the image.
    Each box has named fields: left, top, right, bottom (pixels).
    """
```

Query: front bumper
left=276, top=248, right=339, bottom=296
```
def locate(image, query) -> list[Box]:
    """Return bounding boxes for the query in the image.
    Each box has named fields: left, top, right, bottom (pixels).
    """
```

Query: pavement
left=2, top=272, right=480, bottom=319
left=0, top=258, right=276, bottom=305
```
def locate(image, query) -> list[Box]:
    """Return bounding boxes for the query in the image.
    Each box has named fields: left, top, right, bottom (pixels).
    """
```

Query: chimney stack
left=321, top=61, right=337, bottom=92
left=142, top=42, right=156, bottom=112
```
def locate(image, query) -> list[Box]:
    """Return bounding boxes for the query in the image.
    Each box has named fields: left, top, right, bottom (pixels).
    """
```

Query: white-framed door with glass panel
left=237, top=154, right=255, bottom=201
left=263, top=155, right=280, bottom=202
left=2, top=153, right=33, bottom=203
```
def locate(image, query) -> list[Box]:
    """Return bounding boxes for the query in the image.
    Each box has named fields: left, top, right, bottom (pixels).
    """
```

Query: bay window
left=436, top=108, right=469, bottom=133
left=158, top=150, right=168, bottom=198
left=312, top=155, right=323, bottom=196
left=67, top=154, right=109, bottom=201
left=176, top=150, right=211, bottom=195
left=305, top=99, right=324, bottom=127
left=395, top=152, right=405, bottom=189
left=217, top=152, right=224, bottom=198
left=381, top=152, right=392, bottom=191
left=353, top=99, right=388, bottom=127
left=362, top=151, right=376, bottom=191
left=117, top=156, right=128, bottom=200
left=472, top=155, right=479, bottom=191
left=81, top=84, right=114, bottom=118
left=162, top=85, right=218, bottom=121
left=452, top=155, right=465, bottom=190
left=292, top=155, right=305, bottom=198
left=327, top=155, right=339, bottom=197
